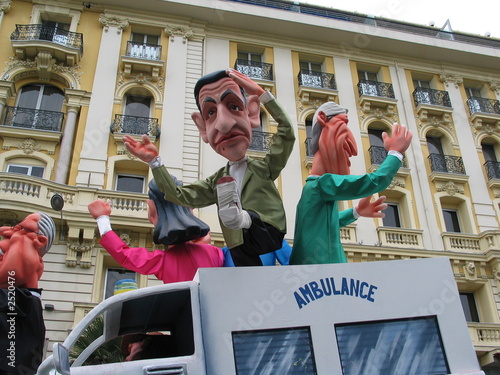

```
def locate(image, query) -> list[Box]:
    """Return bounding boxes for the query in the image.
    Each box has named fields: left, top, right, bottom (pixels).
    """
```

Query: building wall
left=1, top=0, right=500, bottom=369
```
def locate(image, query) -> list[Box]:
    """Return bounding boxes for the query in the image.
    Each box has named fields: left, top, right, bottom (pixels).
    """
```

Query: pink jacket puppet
left=89, top=178, right=223, bottom=284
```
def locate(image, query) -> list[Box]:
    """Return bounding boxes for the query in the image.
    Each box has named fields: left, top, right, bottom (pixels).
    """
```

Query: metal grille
left=298, top=70, right=336, bottom=90
left=249, top=130, right=274, bottom=152
left=467, top=97, right=500, bottom=115
left=234, top=59, right=273, bottom=81
left=413, top=87, right=452, bottom=107
left=428, top=153, right=466, bottom=174
left=11, top=24, right=84, bottom=53
left=3, top=106, right=64, bottom=131
left=358, top=80, right=395, bottom=98
left=110, top=114, right=161, bottom=139
left=369, top=146, right=408, bottom=168
left=484, top=161, right=500, bottom=180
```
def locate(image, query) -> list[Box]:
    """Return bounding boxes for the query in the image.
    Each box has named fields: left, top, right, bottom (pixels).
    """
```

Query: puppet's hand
left=123, top=134, right=159, bottom=163
left=382, top=123, right=412, bottom=154
left=356, top=195, right=387, bottom=218
left=227, top=68, right=265, bottom=96
left=88, top=199, right=112, bottom=219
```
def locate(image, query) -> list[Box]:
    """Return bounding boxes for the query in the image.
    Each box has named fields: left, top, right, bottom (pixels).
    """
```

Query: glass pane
left=31, top=166, right=45, bottom=178
left=382, top=203, right=401, bottom=227
left=18, top=85, right=41, bottom=109
left=131, top=33, right=145, bottom=43
left=233, top=327, right=317, bottom=374
left=336, top=316, right=449, bottom=375
left=116, top=175, right=144, bottom=193
left=125, top=95, right=151, bottom=117
left=40, top=86, right=64, bottom=111
left=482, top=144, right=497, bottom=162
left=443, top=209, right=461, bottom=232
left=426, top=137, right=444, bottom=155
left=146, top=34, right=159, bottom=45
left=250, top=53, right=262, bottom=62
left=104, top=268, right=137, bottom=299
left=7, top=165, right=29, bottom=175
left=368, top=129, right=384, bottom=147
left=459, top=293, right=480, bottom=322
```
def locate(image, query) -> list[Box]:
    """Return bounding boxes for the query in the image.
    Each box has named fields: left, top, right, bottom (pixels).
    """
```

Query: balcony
left=377, top=227, right=424, bottom=249
left=120, top=41, right=164, bottom=81
left=10, top=24, right=83, bottom=68
left=297, top=70, right=338, bottom=104
left=249, top=130, right=273, bottom=153
left=413, top=87, right=453, bottom=125
left=110, top=114, right=160, bottom=139
left=357, top=79, right=397, bottom=115
left=369, top=146, right=408, bottom=168
left=428, top=153, right=465, bottom=175
left=234, top=59, right=274, bottom=90
left=467, top=97, right=500, bottom=130
left=484, top=161, right=500, bottom=180
left=442, top=231, right=500, bottom=254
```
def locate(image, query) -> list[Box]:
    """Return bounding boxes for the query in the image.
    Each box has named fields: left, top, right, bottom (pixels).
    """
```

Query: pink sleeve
left=100, top=231, right=164, bottom=276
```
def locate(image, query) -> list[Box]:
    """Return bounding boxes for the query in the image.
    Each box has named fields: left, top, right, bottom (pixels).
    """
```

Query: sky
left=301, top=0, right=500, bottom=39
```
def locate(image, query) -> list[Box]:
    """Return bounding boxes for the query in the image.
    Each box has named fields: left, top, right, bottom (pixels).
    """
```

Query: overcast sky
left=301, top=0, right=500, bottom=39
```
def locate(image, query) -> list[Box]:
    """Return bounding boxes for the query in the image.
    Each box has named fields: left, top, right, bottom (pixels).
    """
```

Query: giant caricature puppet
left=290, top=102, right=412, bottom=265
left=88, top=178, right=223, bottom=284
left=0, top=212, right=55, bottom=374
left=123, top=68, right=295, bottom=266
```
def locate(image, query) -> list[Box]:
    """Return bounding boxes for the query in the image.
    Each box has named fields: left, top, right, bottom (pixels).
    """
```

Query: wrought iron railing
left=357, top=79, right=395, bottom=98
left=234, top=59, right=273, bottom=81
left=249, top=130, right=274, bottom=152
left=3, top=106, right=64, bottom=131
left=110, top=114, right=160, bottom=139
left=484, top=160, right=500, bottom=180
left=125, top=41, right=162, bottom=60
left=369, top=146, right=408, bottom=168
left=467, top=97, right=500, bottom=116
left=298, top=70, right=337, bottom=90
left=428, top=153, right=466, bottom=174
left=11, top=24, right=83, bottom=54
left=305, top=137, right=314, bottom=157
left=413, top=87, right=452, bottom=108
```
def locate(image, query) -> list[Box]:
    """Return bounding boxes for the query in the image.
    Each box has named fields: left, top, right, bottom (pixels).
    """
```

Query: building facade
left=0, top=0, right=500, bottom=371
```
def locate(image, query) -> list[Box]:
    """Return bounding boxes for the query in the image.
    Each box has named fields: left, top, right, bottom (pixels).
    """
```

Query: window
left=482, top=142, right=500, bottom=180
left=129, top=32, right=160, bottom=60
left=442, top=209, right=461, bottom=233
left=459, top=292, right=480, bottom=322
left=382, top=203, right=401, bottom=228
left=17, top=84, right=64, bottom=112
left=413, top=79, right=431, bottom=89
left=368, top=128, right=387, bottom=165
left=335, top=316, right=449, bottom=375
left=482, top=143, right=498, bottom=162
left=238, top=51, right=262, bottom=63
left=116, top=174, right=145, bottom=193
left=305, top=116, right=314, bottom=156
left=358, top=70, right=379, bottom=96
left=358, top=70, right=378, bottom=81
left=104, top=268, right=137, bottom=299
left=40, top=20, right=70, bottom=43
left=7, top=164, right=44, bottom=178
left=300, top=61, right=322, bottom=73
left=121, top=94, right=152, bottom=135
left=232, top=327, right=317, bottom=374
left=413, top=79, right=432, bottom=104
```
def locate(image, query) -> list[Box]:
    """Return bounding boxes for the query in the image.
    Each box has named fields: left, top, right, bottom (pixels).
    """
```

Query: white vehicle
left=38, top=257, right=484, bottom=374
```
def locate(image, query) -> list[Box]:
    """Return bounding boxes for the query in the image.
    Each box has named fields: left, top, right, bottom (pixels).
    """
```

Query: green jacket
left=290, top=155, right=401, bottom=265
left=152, top=98, right=295, bottom=249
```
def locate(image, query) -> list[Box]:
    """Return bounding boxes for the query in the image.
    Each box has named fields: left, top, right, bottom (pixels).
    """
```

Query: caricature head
left=310, top=102, right=358, bottom=175
left=147, top=178, right=210, bottom=246
left=191, top=70, right=261, bottom=162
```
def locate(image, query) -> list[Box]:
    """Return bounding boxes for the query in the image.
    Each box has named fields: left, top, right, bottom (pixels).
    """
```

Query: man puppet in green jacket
left=290, top=102, right=412, bottom=265
left=124, top=69, right=295, bottom=266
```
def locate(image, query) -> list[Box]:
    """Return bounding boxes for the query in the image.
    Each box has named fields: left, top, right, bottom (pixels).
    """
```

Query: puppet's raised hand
left=88, top=199, right=112, bottom=219
left=382, top=123, right=412, bottom=154
left=356, top=195, right=387, bottom=218
left=123, top=134, right=159, bottom=163
left=226, top=68, right=265, bottom=96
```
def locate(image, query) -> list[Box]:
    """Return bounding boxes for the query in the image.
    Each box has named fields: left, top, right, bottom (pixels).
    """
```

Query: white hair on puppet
left=312, top=102, right=348, bottom=129
left=37, top=212, right=55, bottom=256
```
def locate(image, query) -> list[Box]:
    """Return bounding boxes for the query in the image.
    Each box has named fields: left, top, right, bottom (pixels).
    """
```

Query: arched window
left=113, top=88, right=157, bottom=137
left=368, top=122, right=390, bottom=165
left=5, top=156, right=46, bottom=178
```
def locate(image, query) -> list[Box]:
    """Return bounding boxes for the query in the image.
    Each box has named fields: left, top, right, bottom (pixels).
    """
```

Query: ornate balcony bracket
left=120, top=56, right=165, bottom=82
left=431, top=175, right=468, bottom=196
left=298, top=86, right=338, bottom=105
left=358, top=96, right=398, bottom=120
left=470, top=113, right=500, bottom=134
left=66, top=224, right=96, bottom=268
left=415, top=103, right=453, bottom=126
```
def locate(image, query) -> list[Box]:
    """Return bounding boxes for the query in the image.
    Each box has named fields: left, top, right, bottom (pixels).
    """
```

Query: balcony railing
left=467, top=97, right=500, bottom=116
left=2, top=106, right=64, bottom=132
left=234, top=59, right=273, bottom=81
left=413, top=87, right=451, bottom=108
left=249, top=130, right=274, bottom=152
left=428, top=153, right=466, bottom=175
left=10, top=24, right=83, bottom=54
left=369, top=146, right=408, bottom=168
left=298, top=70, right=336, bottom=90
left=110, top=114, right=160, bottom=139
left=125, top=41, right=162, bottom=60
left=484, top=160, right=500, bottom=180
left=357, top=79, right=395, bottom=98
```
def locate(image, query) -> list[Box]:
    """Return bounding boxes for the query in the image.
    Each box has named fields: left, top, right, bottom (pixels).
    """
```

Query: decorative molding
left=164, top=25, right=194, bottom=43
left=435, top=180, right=464, bottom=196
left=439, top=72, right=463, bottom=88
left=99, top=14, right=129, bottom=34
left=489, top=81, right=500, bottom=96
left=1, top=136, right=59, bottom=154
left=66, top=239, right=94, bottom=268
left=0, top=0, right=11, bottom=13
left=464, top=261, right=477, bottom=280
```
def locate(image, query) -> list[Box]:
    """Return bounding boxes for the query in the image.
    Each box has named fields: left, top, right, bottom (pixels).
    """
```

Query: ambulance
left=37, top=257, right=484, bottom=374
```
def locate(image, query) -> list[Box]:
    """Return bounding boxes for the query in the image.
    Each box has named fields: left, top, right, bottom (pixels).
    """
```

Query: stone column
left=75, top=14, right=128, bottom=188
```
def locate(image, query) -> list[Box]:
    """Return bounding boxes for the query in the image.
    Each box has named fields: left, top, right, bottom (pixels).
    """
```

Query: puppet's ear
left=316, top=111, right=328, bottom=127
left=146, top=199, right=158, bottom=226
left=192, top=112, right=209, bottom=143
left=34, top=235, right=48, bottom=255
left=246, top=95, right=261, bottom=129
